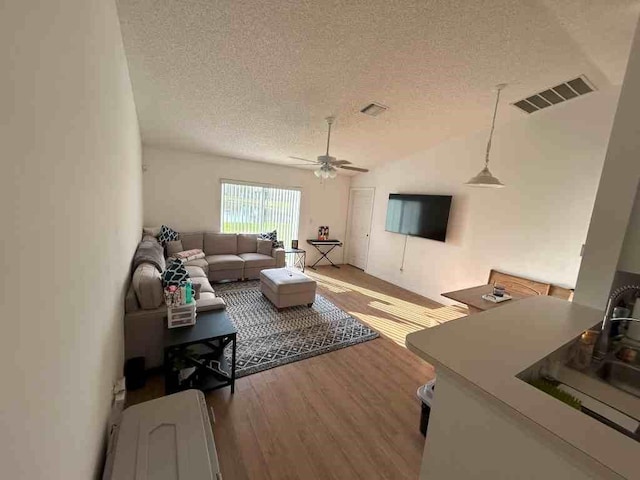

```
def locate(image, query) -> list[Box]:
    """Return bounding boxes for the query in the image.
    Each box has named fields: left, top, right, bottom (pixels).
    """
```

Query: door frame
left=345, top=187, right=375, bottom=271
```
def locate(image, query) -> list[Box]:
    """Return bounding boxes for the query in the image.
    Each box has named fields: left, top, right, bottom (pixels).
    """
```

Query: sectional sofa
left=178, top=232, right=285, bottom=282
left=124, top=231, right=286, bottom=368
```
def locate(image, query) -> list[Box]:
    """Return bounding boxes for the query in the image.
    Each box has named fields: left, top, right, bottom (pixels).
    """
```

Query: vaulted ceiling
left=117, top=0, right=640, bottom=171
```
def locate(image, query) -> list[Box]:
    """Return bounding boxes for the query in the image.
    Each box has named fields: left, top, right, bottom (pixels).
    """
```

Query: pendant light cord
left=484, top=86, right=503, bottom=167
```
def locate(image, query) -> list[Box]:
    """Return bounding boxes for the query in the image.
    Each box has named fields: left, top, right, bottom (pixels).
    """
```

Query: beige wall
left=575, top=20, right=640, bottom=309
left=142, top=146, right=351, bottom=265
left=0, top=1, right=142, bottom=478
left=351, top=88, right=619, bottom=303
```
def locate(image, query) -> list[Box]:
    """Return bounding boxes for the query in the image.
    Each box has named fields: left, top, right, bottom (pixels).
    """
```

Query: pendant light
left=465, top=84, right=507, bottom=188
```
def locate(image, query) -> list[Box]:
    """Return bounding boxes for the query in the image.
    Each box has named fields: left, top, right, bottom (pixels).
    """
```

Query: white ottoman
left=260, top=268, right=317, bottom=311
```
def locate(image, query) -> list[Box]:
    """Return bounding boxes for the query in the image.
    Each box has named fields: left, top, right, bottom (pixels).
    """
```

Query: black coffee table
left=163, top=309, right=237, bottom=395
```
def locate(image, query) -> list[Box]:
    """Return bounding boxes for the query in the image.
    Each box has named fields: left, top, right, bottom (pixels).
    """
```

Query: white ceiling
left=117, top=0, right=640, bottom=172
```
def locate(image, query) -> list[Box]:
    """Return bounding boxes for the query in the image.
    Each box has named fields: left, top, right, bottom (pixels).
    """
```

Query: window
left=220, top=180, right=301, bottom=248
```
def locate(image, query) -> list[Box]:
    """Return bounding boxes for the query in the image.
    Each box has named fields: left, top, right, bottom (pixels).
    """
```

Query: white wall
left=575, top=20, right=640, bottom=309
left=142, top=146, right=351, bottom=265
left=0, top=1, right=142, bottom=479
left=352, top=88, right=620, bottom=304
left=618, top=183, right=640, bottom=275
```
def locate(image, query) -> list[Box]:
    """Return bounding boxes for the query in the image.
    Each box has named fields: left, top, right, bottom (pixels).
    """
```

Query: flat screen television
left=385, top=194, right=452, bottom=242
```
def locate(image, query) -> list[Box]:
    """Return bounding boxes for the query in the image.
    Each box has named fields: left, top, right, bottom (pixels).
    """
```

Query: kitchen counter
left=406, top=296, right=639, bottom=479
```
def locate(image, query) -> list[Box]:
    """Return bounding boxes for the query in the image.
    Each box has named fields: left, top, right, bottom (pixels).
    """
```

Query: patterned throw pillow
left=157, top=225, right=179, bottom=246
left=259, top=230, right=282, bottom=248
left=162, top=258, right=189, bottom=287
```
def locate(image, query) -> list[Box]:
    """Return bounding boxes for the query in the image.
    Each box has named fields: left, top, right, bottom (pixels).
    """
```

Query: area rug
left=215, top=280, right=379, bottom=377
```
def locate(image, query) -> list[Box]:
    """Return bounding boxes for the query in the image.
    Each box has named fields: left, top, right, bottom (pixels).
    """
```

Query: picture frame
left=291, top=239, right=299, bottom=249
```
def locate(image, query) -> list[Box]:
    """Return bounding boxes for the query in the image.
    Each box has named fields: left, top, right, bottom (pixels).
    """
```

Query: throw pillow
left=259, top=230, right=281, bottom=248
left=143, top=226, right=162, bottom=236
left=158, top=225, right=179, bottom=246
left=162, top=258, right=189, bottom=287
left=259, top=229, right=277, bottom=242
left=166, top=240, right=184, bottom=257
left=257, top=238, right=272, bottom=256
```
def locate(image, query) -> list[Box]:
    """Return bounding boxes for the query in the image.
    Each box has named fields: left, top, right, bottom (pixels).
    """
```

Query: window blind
left=220, top=181, right=301, bottom=248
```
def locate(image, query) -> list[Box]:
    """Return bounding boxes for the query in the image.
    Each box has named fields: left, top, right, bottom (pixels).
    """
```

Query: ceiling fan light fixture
left=296, top=117, right=368, bottom=180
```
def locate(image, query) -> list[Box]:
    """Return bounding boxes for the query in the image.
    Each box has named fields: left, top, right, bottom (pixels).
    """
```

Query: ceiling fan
left=289, top=117, right=369, bottom=179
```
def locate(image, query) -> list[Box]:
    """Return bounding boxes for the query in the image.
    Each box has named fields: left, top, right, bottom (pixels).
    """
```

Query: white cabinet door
left=347, top=188, right=374, bottom=270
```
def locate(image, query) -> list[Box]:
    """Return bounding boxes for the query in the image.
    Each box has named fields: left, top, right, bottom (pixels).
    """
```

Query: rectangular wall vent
left=511, top=75, right=596, bottom=114
left=360, top=102, right=388, bottom=116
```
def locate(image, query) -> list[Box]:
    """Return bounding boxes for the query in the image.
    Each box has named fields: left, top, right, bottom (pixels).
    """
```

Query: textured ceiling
left=117, top=0, right=640, bottom=172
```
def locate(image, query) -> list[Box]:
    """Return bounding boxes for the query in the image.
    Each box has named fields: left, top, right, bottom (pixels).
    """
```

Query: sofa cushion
left=166, top=240, right=184, bottom=257
left=184, top=257, right=209, bottom=272
left=191, top=276, right=215, bottom=294
left=204, top=233, right=238, bottom=255
left=237, top=234, right=259, bottom=254
left=238, top=252, right=276, bottom=269
left=132, top=263, right=164, bottom=309
left=257, top=238, right=273, bottom=256
left=185, top=265, right=207, bottom=279
left=206, top=254, right=244, bottom=271
left=180, top=232, right=204, bottom=251
left=196, top=293, right=226, bottom=312
left=124, top=283, right=140, bottom=313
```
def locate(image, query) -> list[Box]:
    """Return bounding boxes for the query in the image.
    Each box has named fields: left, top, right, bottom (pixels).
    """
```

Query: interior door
left=347, top=188, right=374, bottom=270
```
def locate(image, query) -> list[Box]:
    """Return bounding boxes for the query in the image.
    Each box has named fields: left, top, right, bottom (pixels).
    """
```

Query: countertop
left=406, top=296, right=639, bottom=480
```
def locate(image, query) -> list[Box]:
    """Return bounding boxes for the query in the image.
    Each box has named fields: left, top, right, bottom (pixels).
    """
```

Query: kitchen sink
left=597, top=360, right=640, bottom=398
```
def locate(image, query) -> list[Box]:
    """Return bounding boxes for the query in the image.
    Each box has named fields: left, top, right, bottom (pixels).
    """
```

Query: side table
left=285, top=248, right=306, bottom=272
left=163, top=309, right=237, bottom=395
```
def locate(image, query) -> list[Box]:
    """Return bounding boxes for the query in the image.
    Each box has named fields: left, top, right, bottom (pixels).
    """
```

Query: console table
left=306, top=239, right=343, bottom=269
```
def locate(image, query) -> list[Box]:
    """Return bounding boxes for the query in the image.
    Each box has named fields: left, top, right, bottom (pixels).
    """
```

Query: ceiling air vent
left=512, top=75, right=596, bottom=114
left=360, top=102, right=388, bottom=116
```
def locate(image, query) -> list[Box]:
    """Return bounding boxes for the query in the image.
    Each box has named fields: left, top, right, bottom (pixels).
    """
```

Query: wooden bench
left=488, top=269, right=574, bottom=301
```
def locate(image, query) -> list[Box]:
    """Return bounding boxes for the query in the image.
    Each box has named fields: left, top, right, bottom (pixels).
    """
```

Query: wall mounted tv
left=385, top=194, right=452, bottom=242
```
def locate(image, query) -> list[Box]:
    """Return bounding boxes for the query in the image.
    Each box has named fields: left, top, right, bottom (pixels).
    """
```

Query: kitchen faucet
left=592, top=284, right=640, bottom=361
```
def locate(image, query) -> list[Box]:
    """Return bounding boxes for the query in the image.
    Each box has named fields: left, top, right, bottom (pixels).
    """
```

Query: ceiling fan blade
left=288, top=164, right=318, bottom=166
left=339, top=165, right=369, bottom=172
left=330, top=159, right=352, bottom=165
left=288, top=156, right=318, bottom=163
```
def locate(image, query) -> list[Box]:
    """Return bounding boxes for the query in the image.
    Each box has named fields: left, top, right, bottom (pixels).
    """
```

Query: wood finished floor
left=128, top=265, right=468, bottom=480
